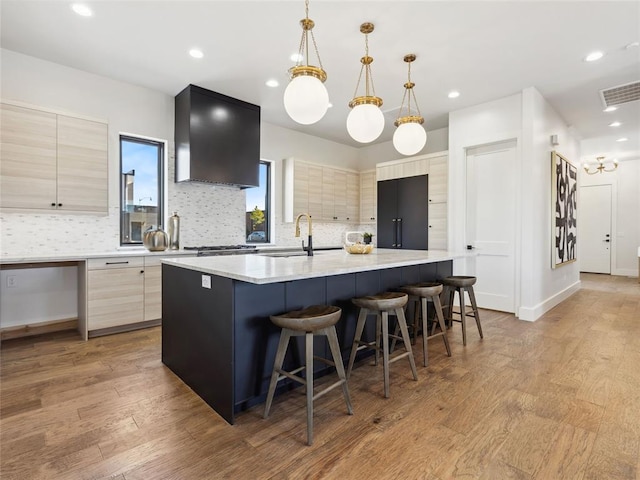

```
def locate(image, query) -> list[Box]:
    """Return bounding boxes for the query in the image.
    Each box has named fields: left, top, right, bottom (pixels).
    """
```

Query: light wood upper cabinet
left=359, top=170, right=377, bottom=223
left=346, top=172, right=360, bottom=222
left=428, top=155, right=448, bottom=204
left=57, top=115, right=108, bottom=213
left=0, top=104, right=57, bottom=210
left=0, top=102, right=108, bottom=214
left=283, top=157, right=360, bottom=223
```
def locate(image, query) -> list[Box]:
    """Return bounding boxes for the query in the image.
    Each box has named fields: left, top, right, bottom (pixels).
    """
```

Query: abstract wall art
left=552, top=151, right=577, bottom=268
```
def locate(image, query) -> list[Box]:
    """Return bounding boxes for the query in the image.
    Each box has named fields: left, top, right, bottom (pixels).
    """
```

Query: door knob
left=605, top=239, right=610, bottom=243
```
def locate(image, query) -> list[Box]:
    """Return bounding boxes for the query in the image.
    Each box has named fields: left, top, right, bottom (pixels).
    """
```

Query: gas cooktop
left=183, top=245, right=258, bottom=256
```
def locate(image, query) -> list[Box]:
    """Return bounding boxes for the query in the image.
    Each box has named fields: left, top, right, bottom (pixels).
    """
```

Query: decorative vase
left=168, top=211, right=180, bottom=250
left=143, top=226, right=168, bottom=252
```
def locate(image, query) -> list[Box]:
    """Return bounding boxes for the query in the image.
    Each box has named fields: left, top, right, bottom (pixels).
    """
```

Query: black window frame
left=119, top=134, right=165, bottom=246
left=246, top=160, right=271, bottom=244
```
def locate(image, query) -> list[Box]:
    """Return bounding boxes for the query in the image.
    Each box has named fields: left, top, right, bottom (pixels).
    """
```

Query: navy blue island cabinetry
left=161, top=251, right=454, bottom=424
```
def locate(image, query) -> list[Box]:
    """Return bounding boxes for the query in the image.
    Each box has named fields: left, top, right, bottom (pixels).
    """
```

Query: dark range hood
left=175, top=84, right=260, bottom=188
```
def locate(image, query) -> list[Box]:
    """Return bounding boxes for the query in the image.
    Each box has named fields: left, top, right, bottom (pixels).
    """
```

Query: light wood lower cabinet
left=86, top=256, right=168, bottom=335
left=143, top=258, right=163, bottom=322
left=87, top=258, right=145, bottom=331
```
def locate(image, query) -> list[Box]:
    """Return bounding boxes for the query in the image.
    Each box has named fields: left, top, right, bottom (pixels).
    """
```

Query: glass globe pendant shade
left=346, top=103, right=385, bottom=143
left=393, top=121, right=427, bottom=156
left=283, top=75, right=329, bottom=125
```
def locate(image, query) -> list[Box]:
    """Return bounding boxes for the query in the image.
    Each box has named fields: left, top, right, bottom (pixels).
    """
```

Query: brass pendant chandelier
left=346, top=22, right=385, bottom=143
left=283, top=0, right=329, bottom=125
left=583, top=156, right=618, bottom=174
left=393, top=54, right=427, bottom=156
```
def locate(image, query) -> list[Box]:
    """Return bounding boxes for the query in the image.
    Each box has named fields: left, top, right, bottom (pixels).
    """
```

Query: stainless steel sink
left=259, top=251, right=311, bottom=258
left=259, top=250, right=337, bottom=258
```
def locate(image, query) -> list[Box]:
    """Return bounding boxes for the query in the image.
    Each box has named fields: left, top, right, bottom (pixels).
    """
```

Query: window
left=246, top=161, right=271, bottom=243
left=120, top=135, right=164, bottom=245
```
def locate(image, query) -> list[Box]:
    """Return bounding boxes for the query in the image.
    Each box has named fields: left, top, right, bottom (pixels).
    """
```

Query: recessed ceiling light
left=609, top=121, right=621, bottom=127
left=71, top=3, right=92, bottom=17
left=448, top=91, right=460, bottom=99
left=584, top=51, right=604, bottom=62
left=265, top=79, right=279, bottom=88
left=625, top=41, right=639, bottom=50
left=616, top=137, right=628, bottom=142
left=604, top=106, right=617, bottom=112
left=189, top=49, right=204, bottom=59
left=290, top=53, right=303, bottom=62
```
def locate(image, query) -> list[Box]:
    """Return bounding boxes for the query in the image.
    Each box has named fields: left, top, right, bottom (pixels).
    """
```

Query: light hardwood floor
left=1, top=273, right=639, bottom=479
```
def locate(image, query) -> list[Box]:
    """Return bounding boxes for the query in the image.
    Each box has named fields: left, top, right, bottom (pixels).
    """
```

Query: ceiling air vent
left=600, top=81, right=640, bottom=107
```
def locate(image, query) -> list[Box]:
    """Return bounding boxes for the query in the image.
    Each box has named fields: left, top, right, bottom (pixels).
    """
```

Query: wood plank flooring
left=1, top=273, right=639, bottom=479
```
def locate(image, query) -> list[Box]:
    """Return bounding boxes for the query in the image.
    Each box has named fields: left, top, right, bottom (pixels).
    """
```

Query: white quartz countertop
left=162, top=249, right=467, bottom=284
left=0, top=248, right=195, bottom=264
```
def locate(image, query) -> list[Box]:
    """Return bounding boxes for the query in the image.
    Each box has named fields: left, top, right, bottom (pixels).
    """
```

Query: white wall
left=520, top=87, right=581, bottom=320
left=448, top=88, right=581, bottom=321
left=579, top=159, right=640, bottom=277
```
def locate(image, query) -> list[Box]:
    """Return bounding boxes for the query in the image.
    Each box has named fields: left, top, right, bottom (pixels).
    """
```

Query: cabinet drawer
left=88, top=256, right=144, bottom=270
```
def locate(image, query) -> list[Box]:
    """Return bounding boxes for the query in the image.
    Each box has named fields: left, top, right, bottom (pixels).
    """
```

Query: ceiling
left=1, top=1, right=639, bottom=162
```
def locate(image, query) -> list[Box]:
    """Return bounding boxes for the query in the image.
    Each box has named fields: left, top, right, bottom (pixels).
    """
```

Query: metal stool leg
left=468, top=286, right=484, bottom=339
left=347, top=308, right=368, bottom=378
left=325, top=326, right=354, bottom=415
left=433, top=294, right=452, bottom=357
left=305, top=332, right=314, bottom=446
left=459, top=288, right=467, bottom=346
left=395, top=307, right=418, bottom=381
left=381, top=311, right=390, bottom=398
left=264, top=329, right=291, bottom=418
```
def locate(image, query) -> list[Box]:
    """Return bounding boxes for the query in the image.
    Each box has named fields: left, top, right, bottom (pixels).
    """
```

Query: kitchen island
left=161, top=249, right=461, bottom=424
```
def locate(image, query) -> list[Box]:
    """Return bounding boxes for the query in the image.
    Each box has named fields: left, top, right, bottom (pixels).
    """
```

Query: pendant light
left=393, top=54, right=427, bottom=156
left=347, top=22, right=384, bottom=143
left=283, top=0, right=329, bottom=125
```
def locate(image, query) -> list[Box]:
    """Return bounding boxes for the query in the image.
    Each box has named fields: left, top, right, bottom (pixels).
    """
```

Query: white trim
left=517, top=280, right=581, bottom=321
left=612, top=268, right=639, bottom=277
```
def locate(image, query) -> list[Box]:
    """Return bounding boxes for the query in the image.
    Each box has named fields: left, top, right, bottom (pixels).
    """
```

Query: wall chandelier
left=583, top=156, right=618, bottom=175
left=283, top=0, right=329, bottom=125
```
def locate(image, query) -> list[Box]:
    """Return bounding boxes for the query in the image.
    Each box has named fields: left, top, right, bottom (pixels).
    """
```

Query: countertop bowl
left=344, top=243, right=373, bottom=254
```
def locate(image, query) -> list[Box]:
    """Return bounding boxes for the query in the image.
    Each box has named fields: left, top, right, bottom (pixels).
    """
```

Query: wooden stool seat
left=441, top=276, right=483, bottom=346
left=264, top=305, right=353, bottom=446
left=395, top=282, right=451, bottom=366
left=347, top=292, right=417, bottom=398
left=270, top=305, right=341, bottom=331
left=352, top=291, right=408, bottom=311
left=400, top=282, right=443, bottom=298
left=442, top=276, right=477, bottom=288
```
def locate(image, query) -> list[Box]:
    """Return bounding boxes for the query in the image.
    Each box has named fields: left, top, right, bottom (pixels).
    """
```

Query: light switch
left=201, top=275, right=211, bottom=289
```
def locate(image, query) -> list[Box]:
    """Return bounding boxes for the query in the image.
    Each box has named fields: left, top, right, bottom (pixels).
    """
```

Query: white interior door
left=465, top=141, right=517, bottom=313
left=579, top=185, right=612, bottom=274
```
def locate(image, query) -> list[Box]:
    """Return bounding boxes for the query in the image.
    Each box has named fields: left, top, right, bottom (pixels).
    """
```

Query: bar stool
left=395, top=282, right=452, bottom=366
left=346, top=292, right=418, bottom=398
left=442, top=276, right=483, bottom=346
left=263, top=305, right=353, bottom=446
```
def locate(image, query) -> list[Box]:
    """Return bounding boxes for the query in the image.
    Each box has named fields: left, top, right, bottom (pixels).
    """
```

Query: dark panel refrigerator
left=377, top=175, right=429, bottom=249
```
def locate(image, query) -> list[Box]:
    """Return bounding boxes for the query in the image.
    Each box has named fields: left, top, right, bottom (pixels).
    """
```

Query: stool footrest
left=275, top=367, right=307, bottom=386
left=313, top=378, right=348, bottom=401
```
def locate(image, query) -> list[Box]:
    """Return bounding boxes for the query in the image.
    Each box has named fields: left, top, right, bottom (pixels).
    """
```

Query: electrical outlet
left=7, top=275, right=17, bottom=288
left=201, top=275, right=211, bottom=289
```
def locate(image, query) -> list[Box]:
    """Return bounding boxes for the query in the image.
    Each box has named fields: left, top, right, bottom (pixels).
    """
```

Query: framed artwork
left=551, top=151, right=577, bottom=268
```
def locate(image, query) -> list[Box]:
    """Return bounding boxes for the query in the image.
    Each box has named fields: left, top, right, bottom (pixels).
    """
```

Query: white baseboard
left=612, top=268, right=639, bottom=277
left=517, top=280, right=581, bottom=322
